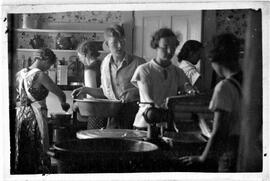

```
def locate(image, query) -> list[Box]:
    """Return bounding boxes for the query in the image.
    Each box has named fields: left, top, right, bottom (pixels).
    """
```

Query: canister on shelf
left=57, top=65, right=68, bottom=85
left=21, top=14, right=39, bottom=29
left=57, top=58, right=68, bottom=85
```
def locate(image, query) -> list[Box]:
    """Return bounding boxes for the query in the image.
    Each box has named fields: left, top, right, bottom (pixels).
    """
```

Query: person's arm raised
left=37, top=72, right=70, bottom=111
left=71, top=87, right=106, bottom=99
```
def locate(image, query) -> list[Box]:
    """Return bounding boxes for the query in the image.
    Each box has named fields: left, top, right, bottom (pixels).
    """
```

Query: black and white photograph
left=0, top=0, right=269, bottom=181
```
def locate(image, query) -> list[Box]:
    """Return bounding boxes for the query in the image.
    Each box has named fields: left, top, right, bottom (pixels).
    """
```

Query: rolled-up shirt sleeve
left=131, top=65, right=151, bottom=87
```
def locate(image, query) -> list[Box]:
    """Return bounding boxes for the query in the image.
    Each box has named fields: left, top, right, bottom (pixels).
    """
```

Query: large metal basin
left=54, top=137, right=158, bottom=153
left=74, top=98, right=123, bottom=117
left=52, top=138, right=160, bottom=173
left=76, top=129, right=147, bottom=140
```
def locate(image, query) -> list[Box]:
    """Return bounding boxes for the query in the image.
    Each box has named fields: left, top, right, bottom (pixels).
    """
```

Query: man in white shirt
left=177, top=40, right=204, bottom=91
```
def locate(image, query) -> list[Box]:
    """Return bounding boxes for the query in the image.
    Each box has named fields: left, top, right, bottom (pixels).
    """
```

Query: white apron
left=18, top=68, right=49, bottom=152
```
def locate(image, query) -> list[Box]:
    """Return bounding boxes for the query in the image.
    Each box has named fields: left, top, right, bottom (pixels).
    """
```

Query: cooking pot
left=50, top=112, right=72, bottom=127
left=50, top=138, right=161, bottom=173
left=55, top=33, right=78, bottom=50
left=29, top=35, right=45, bottom=49
left=74, top=98, right=123, bottom=117
left=52, top=126, right=71, bottom=143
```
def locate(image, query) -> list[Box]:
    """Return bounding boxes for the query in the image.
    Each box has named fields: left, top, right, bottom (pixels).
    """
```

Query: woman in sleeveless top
left=74, top=40, right=107, bottom=129
left=15, top=48, right=70, bottom=174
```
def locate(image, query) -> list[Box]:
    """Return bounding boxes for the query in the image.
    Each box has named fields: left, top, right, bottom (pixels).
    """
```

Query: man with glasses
left=72, top=24, right=146, bottom=129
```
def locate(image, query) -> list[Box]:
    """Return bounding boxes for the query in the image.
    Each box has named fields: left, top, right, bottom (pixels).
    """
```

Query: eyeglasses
left=158, top=46, right=176, bottom=52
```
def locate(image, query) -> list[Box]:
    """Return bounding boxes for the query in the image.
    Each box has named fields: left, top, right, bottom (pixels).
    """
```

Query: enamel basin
left=74, top=98, right=123, bottom=117
left=54, top=137, right=158, bottom=153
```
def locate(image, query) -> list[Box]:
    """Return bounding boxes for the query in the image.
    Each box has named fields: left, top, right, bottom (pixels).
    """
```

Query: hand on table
left=179, top=155, right=203, bottom=166
left=71, top=87, right=88, bottom=99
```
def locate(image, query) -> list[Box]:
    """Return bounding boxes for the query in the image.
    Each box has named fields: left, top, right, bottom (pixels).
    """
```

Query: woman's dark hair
left=210, top=33, right=240, bottom=70
left=150, top=28, right=179, bottom=49
left=177, top=40, right=203, bottom=62
left=104, top=24, right=125, bottom=40
left=34, top=48, right=57, bottom=64
left=77, top=40, right=100, bottom=58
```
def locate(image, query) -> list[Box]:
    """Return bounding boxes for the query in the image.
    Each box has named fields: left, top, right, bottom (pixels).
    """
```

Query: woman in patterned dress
left=15, top=48, right=70, bottom=174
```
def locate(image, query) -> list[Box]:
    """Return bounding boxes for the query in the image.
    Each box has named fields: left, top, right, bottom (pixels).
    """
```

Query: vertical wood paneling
left=134, top=11, right=202, bottom=63
left=171, top=16, right=188, bottom=65
left=142, top=16, right=161, bottom=61
left=201, top=10, right=216, bottom=91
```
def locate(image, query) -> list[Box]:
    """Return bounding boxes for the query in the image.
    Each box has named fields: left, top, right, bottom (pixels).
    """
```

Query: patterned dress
left=15, top=68, right=51, bottom=174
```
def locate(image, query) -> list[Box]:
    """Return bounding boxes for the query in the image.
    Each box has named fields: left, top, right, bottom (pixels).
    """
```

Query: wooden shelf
left=16, top=28, right=104, bottom=34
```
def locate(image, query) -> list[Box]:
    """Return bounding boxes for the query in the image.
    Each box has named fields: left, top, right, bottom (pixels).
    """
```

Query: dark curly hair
left=210, top=33, right=240, bottom=71
left=150, top=28, right=179, bottom=49
left=34, top=48, right=56, bottom=64
left=177, top=40, right=203, bottom=62
left=77, top=40, right=100, bottom=58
